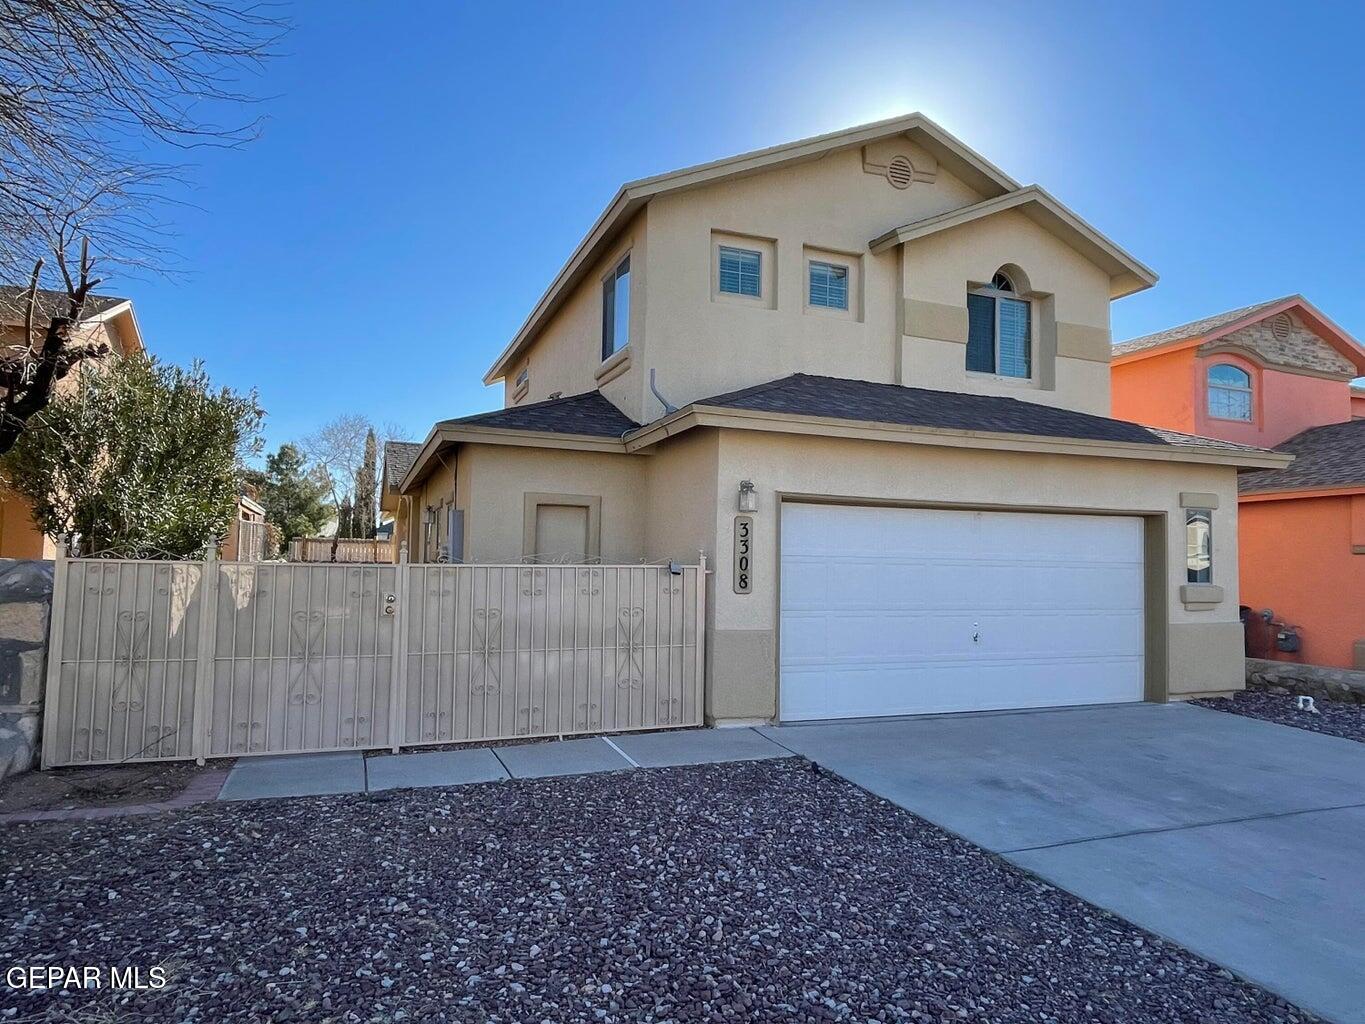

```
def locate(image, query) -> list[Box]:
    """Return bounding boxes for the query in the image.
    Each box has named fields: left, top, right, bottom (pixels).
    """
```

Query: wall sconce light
left=737, top=479, right=758, bottom=513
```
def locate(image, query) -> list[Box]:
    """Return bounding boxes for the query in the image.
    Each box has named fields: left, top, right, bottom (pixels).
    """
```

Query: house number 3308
left=733, top=515, right=753, bottom=594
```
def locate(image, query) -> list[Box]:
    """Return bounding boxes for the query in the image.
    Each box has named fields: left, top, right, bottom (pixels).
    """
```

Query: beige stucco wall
left=495, top=142, right=1122, bottom=426
left=506, top=209, right=648, bottom=420
left=705, top=430, right=1244, bottom=720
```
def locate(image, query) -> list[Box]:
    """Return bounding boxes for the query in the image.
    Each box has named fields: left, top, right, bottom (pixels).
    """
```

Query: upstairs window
left=1207, top=364, right=1252, bottom=421
left=808, top=260, right=849, bottom=310
left=718, top=246, right=761, bottom=297
left=966, top=271, right=1031, bottom=378
left=601, top=254, right=631, bottom=361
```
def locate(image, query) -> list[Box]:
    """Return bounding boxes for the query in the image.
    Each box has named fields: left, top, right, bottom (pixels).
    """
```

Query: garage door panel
left=779, top=504, right=1145, bottom=721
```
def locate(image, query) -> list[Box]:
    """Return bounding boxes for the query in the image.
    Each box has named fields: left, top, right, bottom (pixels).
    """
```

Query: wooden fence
left=288, top=537, right=394, bottom=563
left=41, top=552, right=706, bottom=766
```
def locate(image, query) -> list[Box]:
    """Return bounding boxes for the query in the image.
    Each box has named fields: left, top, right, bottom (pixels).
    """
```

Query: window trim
left=1206, top=363, right=1254, bottom=423
left=807, top=259, right=850, bottom=311
left=967, top=275, right=1033, bottom=380
left=600, top=253, right=631, bottom=363
left=1185, top=508, right=1213, bottom=584
left=717, top=245, right=763, bottom=299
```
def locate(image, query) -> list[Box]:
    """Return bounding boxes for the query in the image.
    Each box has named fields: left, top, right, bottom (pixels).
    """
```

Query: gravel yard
left=0, top=758, right=1313, bottom=1023
left=1194, top=691, right=1365, bottom=744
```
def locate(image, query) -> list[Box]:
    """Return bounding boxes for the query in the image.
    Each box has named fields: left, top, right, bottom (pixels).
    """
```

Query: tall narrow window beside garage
left=808, top=260, right=849, bottom=309
left=601, top=254, right=631, bottom=361
left=1186, top=509, right=1212, bottom=584
left=718, top=246, right=761, bottom=297
left=1207, top=364, right=1253, bottom=421
left=966, top=271, right=1031, bottom=378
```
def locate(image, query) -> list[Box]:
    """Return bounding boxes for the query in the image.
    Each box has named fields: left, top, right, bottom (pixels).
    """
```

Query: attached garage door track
left=761, top=701, right=1365, bottom=1024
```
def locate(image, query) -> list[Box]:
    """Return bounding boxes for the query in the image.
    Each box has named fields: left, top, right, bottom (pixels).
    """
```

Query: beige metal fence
left=42, top=553, right=705, bottom=767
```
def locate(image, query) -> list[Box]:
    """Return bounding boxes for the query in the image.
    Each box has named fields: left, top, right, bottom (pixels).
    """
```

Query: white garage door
left=779, top=504, right=1145, bottom=721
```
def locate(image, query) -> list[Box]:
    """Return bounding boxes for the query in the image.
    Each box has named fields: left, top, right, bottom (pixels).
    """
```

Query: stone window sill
left=595, top=345, right=632, bottom=386
left=1181, top=583, right=1224, bottom=610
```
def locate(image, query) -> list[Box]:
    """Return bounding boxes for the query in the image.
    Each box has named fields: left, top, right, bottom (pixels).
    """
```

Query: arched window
left=966, top=269, right=1031, bottom=378
left=1207, top=364, right=1253, bottom=421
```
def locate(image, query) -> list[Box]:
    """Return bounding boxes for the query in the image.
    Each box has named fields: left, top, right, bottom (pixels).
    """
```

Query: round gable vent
left=1271, top=312, right=1292, bottom=339
left=886, top=155, right=914, bottom=190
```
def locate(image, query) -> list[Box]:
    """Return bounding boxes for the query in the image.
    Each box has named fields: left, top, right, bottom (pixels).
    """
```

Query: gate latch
left=971, top=622, right=980, bottom=643
left=383, top=593, right=397, bottom=615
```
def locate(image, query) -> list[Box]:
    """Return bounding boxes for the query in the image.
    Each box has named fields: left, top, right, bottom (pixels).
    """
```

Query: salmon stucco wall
left=1239, top=494, right=1365, bottom=670
left=1111, top=348, right=1197, bottom=432
left=1192, top=355, right=1353, bottom=448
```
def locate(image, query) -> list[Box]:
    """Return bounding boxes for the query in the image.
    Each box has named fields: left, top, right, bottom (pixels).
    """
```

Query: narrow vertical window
left=966, top=270, right=1031, bottom=379
left=808, top=260, right=849, bottom=309
left=601, top=254, right=630, bottom=361
left=718, top=246, right=761, bottom=297
left=1186, top=509, right=1212, bottom=584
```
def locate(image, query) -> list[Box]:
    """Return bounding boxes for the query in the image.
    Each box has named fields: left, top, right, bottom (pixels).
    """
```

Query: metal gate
left=41, top=553, right=705, bottom=767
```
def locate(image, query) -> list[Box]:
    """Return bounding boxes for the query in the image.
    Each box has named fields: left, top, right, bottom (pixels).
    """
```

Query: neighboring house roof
left=1238, top=419, right=1365, bottom=494
left=439, top=390, right=640, bottom=438
left=1112, top=295, right=1365, bottom=373
left=0, top=285, right=130, bottom=323
left=382, top=440, right=423, bottom=488
left=688, top=374, right=1266, bottom=453
left=868, top=186, right=1157, bottom=299
left=483, top=113, right=1024, bottom=385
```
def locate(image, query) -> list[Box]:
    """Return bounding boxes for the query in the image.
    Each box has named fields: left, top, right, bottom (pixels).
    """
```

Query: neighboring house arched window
left=966, top=270, right=1031, bottom=378
left=1207, top=364, right=1253, bottom=421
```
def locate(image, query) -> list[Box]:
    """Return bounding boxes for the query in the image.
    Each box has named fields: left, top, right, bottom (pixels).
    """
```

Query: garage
left=778, top=503, right=1146, bottom=721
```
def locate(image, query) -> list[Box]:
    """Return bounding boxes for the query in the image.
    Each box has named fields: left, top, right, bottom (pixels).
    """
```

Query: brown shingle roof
left=1112, top=296, right=1293, bottom=357
left=0, top=285, right=129, bottom=324
left=1239, top=420, right=1365, bottom=493
left=441, top=390, right=639, bottom=438
left=383, top=440, right=422, bottom=488
left=695, top=374, right=1271, bottom=453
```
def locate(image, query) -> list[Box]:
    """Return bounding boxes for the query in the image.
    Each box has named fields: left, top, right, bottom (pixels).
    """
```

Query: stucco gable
left=1200, top=311, right=1357, bottom=378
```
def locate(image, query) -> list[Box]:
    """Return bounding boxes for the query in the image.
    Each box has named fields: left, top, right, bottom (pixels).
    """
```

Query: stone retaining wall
left=1246, top=657, right=1365, bottom=705
left=0, top=559, right=54, bottom=783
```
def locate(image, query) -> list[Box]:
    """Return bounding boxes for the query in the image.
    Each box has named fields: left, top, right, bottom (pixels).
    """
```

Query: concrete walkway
left=217, top=727, right=791, bottom=801
left=761, top=702, right=1365, bottom=1024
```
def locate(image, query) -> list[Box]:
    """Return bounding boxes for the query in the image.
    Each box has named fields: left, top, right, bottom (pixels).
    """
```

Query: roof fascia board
left=1240, top=484, right=1365, bottom=502
left=628, top=404, right=1291, bottom=469
left=484, top=114, right=1023, bottom=383
left=400, top=424, right=630, bottom=493
left=870, top=185, right=1158, bottom=298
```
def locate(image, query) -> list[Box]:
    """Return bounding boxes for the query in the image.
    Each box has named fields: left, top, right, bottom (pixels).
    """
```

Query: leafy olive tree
left=1, top=355, right=263, bottom=556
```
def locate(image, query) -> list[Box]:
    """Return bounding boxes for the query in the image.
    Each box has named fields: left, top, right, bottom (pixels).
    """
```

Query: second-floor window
left=808, top=260, right=849, bottom=310
left=601, top=254, right=630, bottom=361
left=1207, top=364, right=1252, bottom=421
left=718, top=246, right=761, bottom=297
left=966, top=271, right=1031, bottom=378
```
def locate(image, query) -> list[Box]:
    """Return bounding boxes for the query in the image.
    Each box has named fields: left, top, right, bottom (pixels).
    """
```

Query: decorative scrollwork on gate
left=287, top=610, right=326, bottom=705
left=615, top=606, right=645, bottom=691
left=578, top=567, right=601, bottom=597
left=520, top=567, right=545, bottom=597
left=658, top=695, right=681, bottom=725
left=471, top=608, right=502, bottom=693
left=112, top=610, right=150, bottom=712
left=576, top=700, right=601, bottom=731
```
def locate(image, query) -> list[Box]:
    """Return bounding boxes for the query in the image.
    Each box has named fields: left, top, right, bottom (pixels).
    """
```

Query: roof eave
left=870, top=185, right=1158, bottom=299
left=483, top=113, right=1024, bottom=383
left=398, top=424, right=631, bottom=493
left=626, top=404, right=1289, bottom=469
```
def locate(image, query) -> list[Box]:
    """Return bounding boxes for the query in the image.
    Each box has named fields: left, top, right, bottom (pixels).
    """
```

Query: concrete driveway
left=761, top=702, right=1365, bottom=1024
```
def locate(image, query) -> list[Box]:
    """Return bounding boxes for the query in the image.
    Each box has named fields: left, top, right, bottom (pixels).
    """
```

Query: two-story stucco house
left=394, top=115, right=1290, bottom=725
left=1112, top=296, right=1365, bottom=670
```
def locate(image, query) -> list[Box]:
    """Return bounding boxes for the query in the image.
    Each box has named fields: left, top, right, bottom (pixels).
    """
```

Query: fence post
left=695, top=552, right=708, bottom=727
left=388, top=542, right=410, bottom=753
left=190, top=547, right=221, bottom=765
left=38, top=544, right=71, bottom=770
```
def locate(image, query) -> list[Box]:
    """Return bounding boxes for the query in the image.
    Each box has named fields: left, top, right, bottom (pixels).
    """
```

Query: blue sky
left=122, top=1, right=1365, bottom=454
